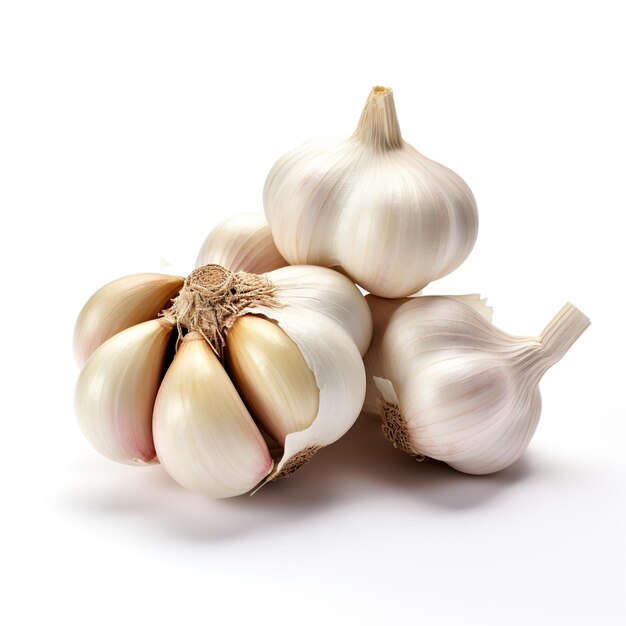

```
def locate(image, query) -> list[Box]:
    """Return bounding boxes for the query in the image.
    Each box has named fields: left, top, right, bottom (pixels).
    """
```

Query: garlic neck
left=353, top=86, right=403, bottom=151
left=519, top=303, right=590, bottom=380
left=161, top=263, right=280, bottom=354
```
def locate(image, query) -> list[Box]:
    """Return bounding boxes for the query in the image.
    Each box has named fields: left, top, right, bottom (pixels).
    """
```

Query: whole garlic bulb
left=364, top=295, right=590, bottom=474
left=264, top=86, right=478, bottom=297
left=74, top=214, right=372, bottom=497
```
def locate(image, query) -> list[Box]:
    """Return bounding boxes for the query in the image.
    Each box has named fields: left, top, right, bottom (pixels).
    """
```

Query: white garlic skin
left=366, top=295, right=590, bottom=474
left=267, top=264, right=373, bottom=356
left=362, top=294, right=492, bottom=415
left=264, top=87, right=478, bottom=298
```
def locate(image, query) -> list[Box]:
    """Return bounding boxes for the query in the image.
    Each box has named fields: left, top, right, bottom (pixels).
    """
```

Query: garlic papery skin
left=226, top=314, right=320, bottom=445
left=267, top=264, right=373, bottom=356
left=153, top=332, right=273, bottom=498
left=248, top=304, right=367, bottom=481
left=75, top=319, right=173, bottom=464
left=74, top=273, right=184, bottom=366
left=365, top=295, right=590, bottom=474
left=264, top=86, right=478, bottom=298
left=195, top=213, right=287, bottom=274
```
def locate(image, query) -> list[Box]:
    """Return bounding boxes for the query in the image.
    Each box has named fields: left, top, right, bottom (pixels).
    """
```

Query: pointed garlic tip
left=153, top=332, right=273, bottom=498
left=75, top=319, right=173, bottom=465
left=74, top=273, right=184, bottom=366
left=530, top=302, right=590, bottom=377
left=226, top=314, right=320, bottom=445
left=195, top=213, right=288, bottom=274
left=354, top=85, right=403, bottom=150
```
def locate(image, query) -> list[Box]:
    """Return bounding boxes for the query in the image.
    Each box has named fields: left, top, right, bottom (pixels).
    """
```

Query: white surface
left=1, top=1, right=624, bottom=624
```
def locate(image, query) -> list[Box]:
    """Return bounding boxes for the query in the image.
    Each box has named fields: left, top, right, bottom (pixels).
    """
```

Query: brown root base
left=161, top=263, right=280, bottom=355
left=270, top=445, right=321, bottom=481
left=378, top=401, right=425, bottom=460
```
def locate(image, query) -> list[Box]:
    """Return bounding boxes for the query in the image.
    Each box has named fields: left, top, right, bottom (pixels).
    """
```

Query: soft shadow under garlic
left=60, top=415, right=543, bottom=543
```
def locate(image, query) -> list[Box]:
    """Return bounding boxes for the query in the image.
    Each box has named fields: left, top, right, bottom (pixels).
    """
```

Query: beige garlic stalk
left=364, top=295, right=590, bottom=474
left=74, top=214, right=371, bottom=497
left=264, top=86, right=478, bottom=297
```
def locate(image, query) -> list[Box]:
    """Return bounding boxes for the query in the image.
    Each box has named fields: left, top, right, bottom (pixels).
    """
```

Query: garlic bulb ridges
left=264, top=86, right=478, bottom=297
left=226, top=314, right=320, bottom=445
left=75, top=319, right=173, bottom=464
left=153, top=332, right=273, bottom=498
left=362, top=294, right=496, bottom=415
left=195, top=213, right=287, bottom=274
left=74, top=273, right=184, bottom=366
left=366, top=296, right=590, bottom=474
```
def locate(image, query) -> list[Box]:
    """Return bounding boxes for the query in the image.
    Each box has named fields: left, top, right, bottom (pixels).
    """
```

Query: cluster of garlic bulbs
left=74, top=86, right=589, bottom=498
left=74, top=214, right=372, bottom=497
left=261, top=85, right=589, bottom=474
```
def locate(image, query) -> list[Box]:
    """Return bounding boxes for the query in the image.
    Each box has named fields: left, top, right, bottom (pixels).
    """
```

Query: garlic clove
left=153, top=332, right=273, bottom=498
left=226, top=314, right=320, bottom=445
left=195, top=213, right=287, bottom=274
left=75, top=319, right=173, bottom=465
left=74, top=273, right=184, bottom=366
left=247, top=304, right=366, bottom=482
left=267, top=264, right=373, bottom=356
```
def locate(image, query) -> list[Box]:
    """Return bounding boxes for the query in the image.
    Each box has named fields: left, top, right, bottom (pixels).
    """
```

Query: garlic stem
left=528, top=302, right=591, bottom=377
left=353, top=86, right=403, bottom=150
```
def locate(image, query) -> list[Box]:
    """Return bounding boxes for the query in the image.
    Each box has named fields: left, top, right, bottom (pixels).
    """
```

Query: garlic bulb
left=264, top=86, right=478, bottom=297
left=74, top=217, right=371, bottom=496
left=365, top=295, right=590, bottom=474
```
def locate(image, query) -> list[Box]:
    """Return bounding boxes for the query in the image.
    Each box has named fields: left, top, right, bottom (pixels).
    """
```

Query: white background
left=1, top=1, right=624, bottom=624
